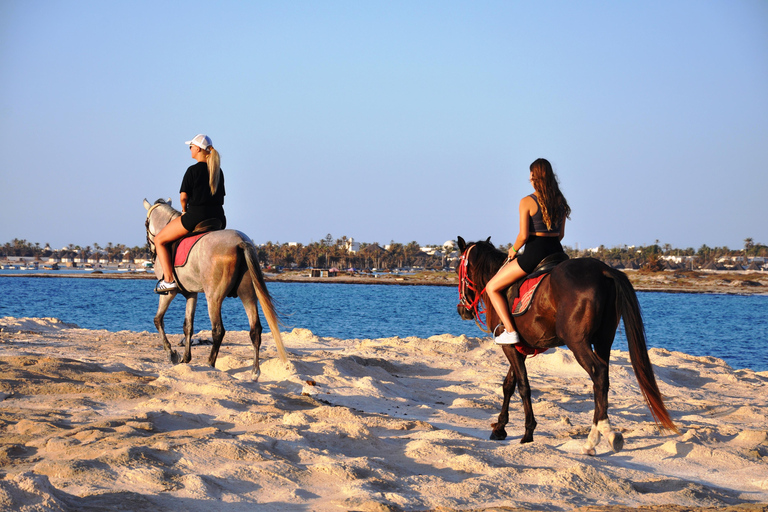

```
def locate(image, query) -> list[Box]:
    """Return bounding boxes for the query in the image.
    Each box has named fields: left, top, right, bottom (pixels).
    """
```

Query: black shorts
left=517, top=236, right=564, bottom=273
left=181, top=206, right=226, bottom=232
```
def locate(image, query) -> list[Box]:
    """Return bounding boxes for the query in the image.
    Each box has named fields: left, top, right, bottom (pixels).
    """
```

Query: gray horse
left=144, top=198, right=286, bottom=380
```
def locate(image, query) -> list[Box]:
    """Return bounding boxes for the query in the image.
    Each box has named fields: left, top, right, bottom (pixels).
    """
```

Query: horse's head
left=456, top=236, right=504, bottom=330
left=143, top=198, right=179, bottom=256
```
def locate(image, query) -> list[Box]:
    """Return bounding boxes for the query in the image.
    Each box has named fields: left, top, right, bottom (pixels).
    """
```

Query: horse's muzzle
left=457, top=304, right=475, bottom=320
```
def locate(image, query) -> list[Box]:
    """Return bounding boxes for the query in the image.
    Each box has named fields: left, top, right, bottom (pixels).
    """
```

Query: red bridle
left=457, top=245, right=491, bottom=333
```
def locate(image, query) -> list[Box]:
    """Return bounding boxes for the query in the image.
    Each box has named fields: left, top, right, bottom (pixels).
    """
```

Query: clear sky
left=1, top=0, right=766, bottom=252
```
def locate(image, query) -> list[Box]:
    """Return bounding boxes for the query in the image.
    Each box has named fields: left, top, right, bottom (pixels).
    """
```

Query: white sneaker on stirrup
left=155, top=280, right=178, bottom=294
left=494, top=330, right=520, bottom=345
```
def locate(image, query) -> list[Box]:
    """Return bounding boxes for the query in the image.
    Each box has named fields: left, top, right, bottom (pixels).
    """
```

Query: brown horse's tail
left=607, top=268, right=678, bottom=434
left=240, top=241, right=288, bottom=363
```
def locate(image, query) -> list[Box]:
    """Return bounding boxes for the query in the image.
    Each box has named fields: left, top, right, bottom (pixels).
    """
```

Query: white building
left=345, top=238, right=361, bottom=253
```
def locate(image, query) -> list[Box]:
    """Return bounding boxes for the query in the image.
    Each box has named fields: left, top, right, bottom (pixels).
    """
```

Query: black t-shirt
left=179, top=161, right=225, bottom=207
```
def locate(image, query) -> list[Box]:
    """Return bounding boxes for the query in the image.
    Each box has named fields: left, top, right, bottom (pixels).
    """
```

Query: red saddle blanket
left=174, top=233, right=209, bottom=267
left=510, top=273, right=549, bottom=356
left=511, top=273, right=547, bottom=316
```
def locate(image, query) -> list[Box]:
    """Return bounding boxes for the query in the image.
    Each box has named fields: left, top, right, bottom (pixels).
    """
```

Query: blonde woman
left=154, top=134, right=226, bottom=293
left=486, top=158, right=571, bottom=344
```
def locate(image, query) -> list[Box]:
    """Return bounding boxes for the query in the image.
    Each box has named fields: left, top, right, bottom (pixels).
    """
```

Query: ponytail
left=206, top=146, right=221, bottom=195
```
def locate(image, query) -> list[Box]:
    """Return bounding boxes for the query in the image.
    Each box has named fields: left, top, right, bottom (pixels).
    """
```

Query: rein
left=457, top=245, right=491, bottom=333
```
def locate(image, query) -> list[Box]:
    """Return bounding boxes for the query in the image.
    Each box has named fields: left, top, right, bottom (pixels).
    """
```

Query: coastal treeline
left=2, top=236, right=767, bottom=271
left=1, top=240, right=142, bottom=262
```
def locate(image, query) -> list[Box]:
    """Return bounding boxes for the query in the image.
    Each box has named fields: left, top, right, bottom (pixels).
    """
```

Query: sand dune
left=1, top=317, right=767, bottom=511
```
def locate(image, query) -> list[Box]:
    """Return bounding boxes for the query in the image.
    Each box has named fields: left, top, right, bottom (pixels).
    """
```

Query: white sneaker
left=495, top=330, right=520, bottom=345
left=155, top=280, right=178, bottom=294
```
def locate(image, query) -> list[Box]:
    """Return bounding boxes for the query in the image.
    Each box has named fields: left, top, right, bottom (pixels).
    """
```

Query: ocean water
left=1, top=276, right=766, bottom=372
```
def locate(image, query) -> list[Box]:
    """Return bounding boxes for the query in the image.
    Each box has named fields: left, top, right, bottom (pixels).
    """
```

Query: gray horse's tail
left=240, top=241, right=288, bottom=362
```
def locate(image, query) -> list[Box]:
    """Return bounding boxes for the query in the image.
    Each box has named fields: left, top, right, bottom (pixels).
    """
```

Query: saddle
left=170, top=219, right=223, bottom=292
left=502, top=252, right=568, bottom=356
left=505, top=252, right=569, bottom=316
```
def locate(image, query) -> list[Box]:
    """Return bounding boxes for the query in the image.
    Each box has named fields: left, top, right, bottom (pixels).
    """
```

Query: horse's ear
left=485, top=236, right=492, bottom=243
left=143, top=199, right=151, bottom=210
left=457, top=236, right=466, bottom=252
left=166, top=198, right=172, bottom=206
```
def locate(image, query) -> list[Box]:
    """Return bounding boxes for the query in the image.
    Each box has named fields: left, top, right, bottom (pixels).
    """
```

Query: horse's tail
left=240, top=241, right=288, bottom=363
left=606, top=267, right=678, bottom=434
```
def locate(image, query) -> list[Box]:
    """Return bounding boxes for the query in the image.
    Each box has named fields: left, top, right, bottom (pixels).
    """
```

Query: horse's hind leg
left=591, top=322, right=624, bottom=453
left=570, top=340, right=619, bottom=455
left=206, top=295, right=226, bottom=368
left=154, top=292, right=180, bottom=364
left=238, top=279, right=263, bottom=381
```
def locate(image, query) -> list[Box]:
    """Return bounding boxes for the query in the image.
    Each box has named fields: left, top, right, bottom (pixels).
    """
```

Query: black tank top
left=527, top=194, right=561, bottom=234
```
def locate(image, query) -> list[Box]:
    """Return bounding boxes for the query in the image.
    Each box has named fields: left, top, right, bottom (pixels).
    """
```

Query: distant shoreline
left=2, top=269, right=767, bottom=295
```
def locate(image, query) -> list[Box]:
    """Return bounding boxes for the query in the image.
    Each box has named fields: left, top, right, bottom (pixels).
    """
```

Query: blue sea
left=1, top=276, right=766, bottom=372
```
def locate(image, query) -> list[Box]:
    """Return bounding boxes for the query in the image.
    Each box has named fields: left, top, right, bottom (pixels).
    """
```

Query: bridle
left=457, top=244, right=491, bottom=333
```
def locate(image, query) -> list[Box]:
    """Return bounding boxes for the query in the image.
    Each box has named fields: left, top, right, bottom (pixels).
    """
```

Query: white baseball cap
left=185, top=134, right=212, bottom=150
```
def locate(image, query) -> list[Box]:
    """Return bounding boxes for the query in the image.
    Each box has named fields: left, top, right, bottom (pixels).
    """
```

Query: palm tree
left=388, top=241, right=404, bottom=268
left=744, top=238, right=754, bottom=260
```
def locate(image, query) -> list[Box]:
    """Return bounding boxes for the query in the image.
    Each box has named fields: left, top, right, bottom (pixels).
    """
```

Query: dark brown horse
left=456, top=236, right=677, bottom=454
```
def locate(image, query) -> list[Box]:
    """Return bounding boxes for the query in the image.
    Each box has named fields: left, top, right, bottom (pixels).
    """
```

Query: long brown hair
left=530, top=158, right=571, bottom=230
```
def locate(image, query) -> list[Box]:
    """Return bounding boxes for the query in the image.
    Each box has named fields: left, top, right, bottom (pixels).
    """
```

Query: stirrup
left=155, top=280, right=178, bottom=294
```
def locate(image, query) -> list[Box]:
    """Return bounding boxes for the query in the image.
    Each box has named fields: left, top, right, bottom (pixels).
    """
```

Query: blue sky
left=1, top=0, right=766, bottom=251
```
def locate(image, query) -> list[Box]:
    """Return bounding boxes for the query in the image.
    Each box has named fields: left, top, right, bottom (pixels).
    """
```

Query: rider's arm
left=180, top=192, right=189, bottom=214
left=509, top=196, right=532, bottom=258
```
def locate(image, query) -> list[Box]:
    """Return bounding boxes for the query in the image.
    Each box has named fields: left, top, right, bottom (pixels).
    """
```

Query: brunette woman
left=486, top=158, right=571, bottom=344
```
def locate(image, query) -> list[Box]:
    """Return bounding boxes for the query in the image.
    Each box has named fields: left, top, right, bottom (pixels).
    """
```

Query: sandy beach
left=1, top=317, right=767, bottom=511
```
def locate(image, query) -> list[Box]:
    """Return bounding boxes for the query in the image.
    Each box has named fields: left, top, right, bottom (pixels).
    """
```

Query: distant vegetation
left=561, top=237, right=767, bottom=272
left=2, top=236, right=766, bottom=272
left=1, top=240, right=145, bottom=262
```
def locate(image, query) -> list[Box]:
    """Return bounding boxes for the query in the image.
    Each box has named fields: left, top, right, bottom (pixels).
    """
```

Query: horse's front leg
left=154, top=291, right=180, bottom=364
left=181, top=293, right=198, bottom=364
left=206, top=296, right=225, bottom=368
left=490, top=365, right=516, bottom=441
left=506, top=346, right=537, bottom=443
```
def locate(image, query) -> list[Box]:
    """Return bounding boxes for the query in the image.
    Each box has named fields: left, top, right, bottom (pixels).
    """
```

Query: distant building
left=345, top=238, right=361, bottom=253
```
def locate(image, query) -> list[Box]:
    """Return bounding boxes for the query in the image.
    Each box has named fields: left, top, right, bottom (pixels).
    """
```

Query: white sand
left=1, top=316, right=767, bottom=511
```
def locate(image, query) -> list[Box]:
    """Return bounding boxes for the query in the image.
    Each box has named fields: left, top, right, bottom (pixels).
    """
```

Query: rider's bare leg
left=155, top=216, right=188, bottom=284
left=486, top=259, right=527, bottom=341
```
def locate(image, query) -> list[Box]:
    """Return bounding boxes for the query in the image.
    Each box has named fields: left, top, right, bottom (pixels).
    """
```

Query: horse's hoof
left=608, top=432, right=624, bottom=453
left=489, top=430, right=507, bottom=441
left=520, top=434, right=534, bottom=444
left=581, top=446, right=597, bottom=456
left=251, top=369, right=261, bottom=382
left=170, top=351, right=180, bottom=364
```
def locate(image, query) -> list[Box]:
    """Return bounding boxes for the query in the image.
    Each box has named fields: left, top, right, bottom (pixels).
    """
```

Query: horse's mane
left=470, top=239, right=507, bottom=284
left=153, top=198, right=180, bottom=215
